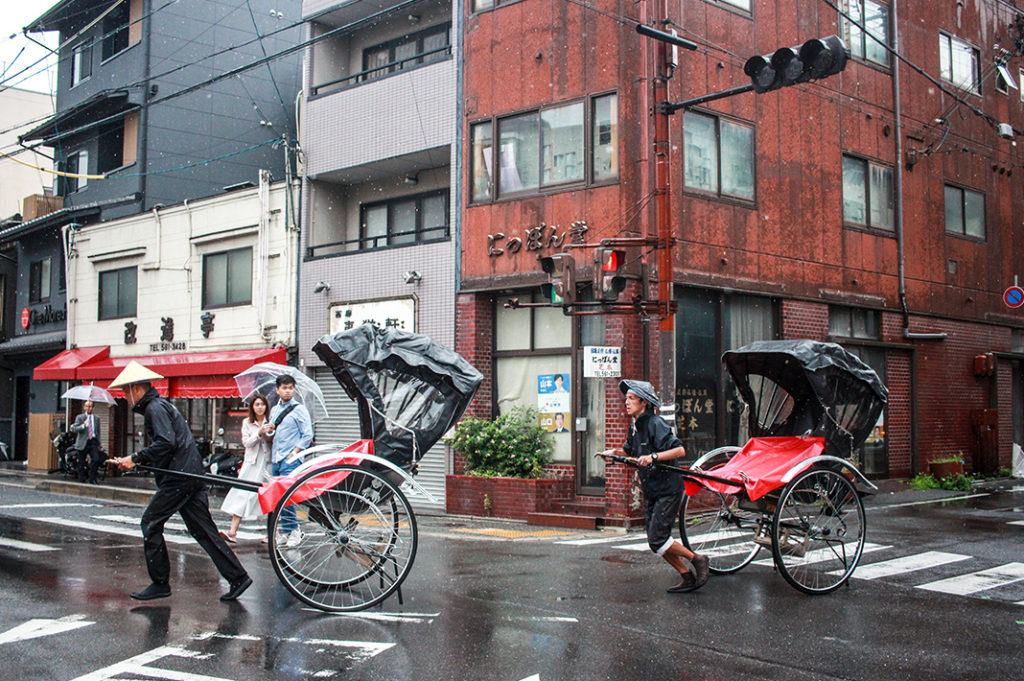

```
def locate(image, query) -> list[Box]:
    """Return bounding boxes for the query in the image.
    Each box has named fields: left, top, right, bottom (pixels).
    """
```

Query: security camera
left=313, top=281, right=330, bottom=293
left=402, top=270, right=422, bottom=284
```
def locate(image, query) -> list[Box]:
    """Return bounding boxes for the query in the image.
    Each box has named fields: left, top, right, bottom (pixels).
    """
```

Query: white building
left=36, top=172, right=299, bottom=459
left=0, top=87, right=54, bottom=217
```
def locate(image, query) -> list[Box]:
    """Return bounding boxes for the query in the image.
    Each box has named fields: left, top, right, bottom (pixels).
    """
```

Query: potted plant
left=929, top=453, right=965, bottom=479
left=445, top=407, right=571, bottom=520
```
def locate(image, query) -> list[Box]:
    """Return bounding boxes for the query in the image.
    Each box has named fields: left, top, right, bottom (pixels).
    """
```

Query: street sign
left=1004, top=286, right=1024, bottom=308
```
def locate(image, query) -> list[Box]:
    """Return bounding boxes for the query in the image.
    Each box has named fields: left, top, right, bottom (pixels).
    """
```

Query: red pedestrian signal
left=594, top=247, right=626, bottom=301
left=539, top=253, right=576, bottom=310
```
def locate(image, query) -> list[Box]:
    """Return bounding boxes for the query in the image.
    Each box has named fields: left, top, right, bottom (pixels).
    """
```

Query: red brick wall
left=781, top=300, right=829, bottom=340
left=884, top=349, right=913, bottom=477
left=445, top=474, right=574, bottom=521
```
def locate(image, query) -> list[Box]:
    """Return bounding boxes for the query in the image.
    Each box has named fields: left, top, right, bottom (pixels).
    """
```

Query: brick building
left=455, top=0, right=1024, bottom=521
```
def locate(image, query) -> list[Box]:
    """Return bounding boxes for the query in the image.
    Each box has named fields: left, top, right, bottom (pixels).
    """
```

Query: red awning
left=34, top=346, right=110, bottom=381
left=36, top=346, right=287, bottom=399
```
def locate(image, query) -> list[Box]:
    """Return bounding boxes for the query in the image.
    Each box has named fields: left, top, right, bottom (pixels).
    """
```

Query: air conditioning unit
left=997, top=122, right=1014, bottom=139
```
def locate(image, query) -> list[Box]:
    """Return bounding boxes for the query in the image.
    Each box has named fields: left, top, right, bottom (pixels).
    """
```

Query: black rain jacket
left=623, top=409, right=684, bottom=499
left=130, top=387, right=204, bottom=489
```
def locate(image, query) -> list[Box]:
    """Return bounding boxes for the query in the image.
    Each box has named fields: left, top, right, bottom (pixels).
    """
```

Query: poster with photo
left=539, top=411, right=571, bottom=433
left=537, top=373, right=570, bottom=413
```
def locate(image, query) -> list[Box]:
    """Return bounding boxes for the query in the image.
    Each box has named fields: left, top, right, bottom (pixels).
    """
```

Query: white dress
left=220, top=418, right=271, bottom=519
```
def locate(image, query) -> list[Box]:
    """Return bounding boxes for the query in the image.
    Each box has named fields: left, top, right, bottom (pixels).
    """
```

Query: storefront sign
left=150, top=341, right=186, bottom=352
left=22, top=304, right=67, bottom=329
left=487, top=221, right=589, bottom=258
left=330, top=297, right=416, bottom=335
left=583, top=346, right=621, bottom=377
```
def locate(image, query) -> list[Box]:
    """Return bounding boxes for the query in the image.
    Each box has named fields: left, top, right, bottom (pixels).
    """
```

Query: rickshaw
left=609, top=340, right=887, bottom=594
left=136, top=325, right=482, bottom=612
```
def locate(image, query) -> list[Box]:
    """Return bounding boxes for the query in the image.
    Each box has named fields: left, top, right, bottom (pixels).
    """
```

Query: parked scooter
left=198, top=429, right=242, bottom=488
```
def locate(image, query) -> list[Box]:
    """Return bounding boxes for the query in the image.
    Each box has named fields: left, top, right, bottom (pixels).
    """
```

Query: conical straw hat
left=108, top=360, right=164, bottom=389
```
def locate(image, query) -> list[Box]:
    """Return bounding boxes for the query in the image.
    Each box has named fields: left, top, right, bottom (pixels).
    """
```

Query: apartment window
left=939, top=34, right=980, bottom=94
left=360, top=191, right=449, bottom=249
left=843, top=0, right=889, bottom=66
left=1020, top=69, right=1024, bottom=102
left=472, top=0, right=519, bottom=11
left=830, top=306, right=880, bottom=340
left=97, top=122, right=125, bottom=173
left=203, top=248, right=253, bottom=308
left=98, top=266, right=137, bottom=320
left=712, top=0, right=751, bottom=10
left=470, top=93, right=617, bottom=202
left=684, top=111, right=754, bottom=201
left=29, top=258, right=52, bottom=304
left=101, top=1, right=130, bottom=60
left=842, top=155, right=894, bottom=230
left=63, top=150, right=88, bottom=194
left=944, top=184, right=985, bottom=239
left=71, top=42, right=92, bottom=86
left=362, top=23, right=451, bottom=82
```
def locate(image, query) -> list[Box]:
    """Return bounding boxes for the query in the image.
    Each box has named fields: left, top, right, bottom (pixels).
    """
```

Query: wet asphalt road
left=0, top=474, right=1023, bottom=681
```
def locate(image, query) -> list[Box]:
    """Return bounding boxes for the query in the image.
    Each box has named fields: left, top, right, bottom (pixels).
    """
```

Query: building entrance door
left=15, top=376, right=30, bottom=460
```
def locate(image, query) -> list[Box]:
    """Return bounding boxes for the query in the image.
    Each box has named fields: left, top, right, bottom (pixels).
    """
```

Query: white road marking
left=300, top=609, right=439, bottom=623
left=518, top=675, right=541, bottom=681
left=195, top=632, right=393, bottom=661
left=753, top=543, right=888, bottom=567
left=28, top=517, right=192, bottom=544
left=868, top=493, right=990, bottom=511
left=0, top=615, right=93, bottom=644
left=0, top=503, right=103, bottom=509
left=95, top=514, right=267, bottom=541
left=0, top=536, right=59, bottom=552
left=69, top=645, right=229, bottom=681
left=614, top=541, right=653, bottom=552
left=556, top=534, right=632, bottom=546
left=842, top=551, right=971, bottom=579
left=916, top=562, right=1024, bottom=595
left=1009, top=520, right=1024, bottom=527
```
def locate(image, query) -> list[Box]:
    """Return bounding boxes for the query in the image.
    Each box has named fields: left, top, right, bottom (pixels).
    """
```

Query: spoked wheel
left=268, top=464, right=418, bottom=612
left=680, top=446, right=760, bottom=574
left=771, top=467, right=865, bottom=594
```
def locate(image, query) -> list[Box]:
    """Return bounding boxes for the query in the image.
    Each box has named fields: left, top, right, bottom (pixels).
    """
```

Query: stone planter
left=929, top=460, right=964, bottom=478
left=446, top=474, right=573, bottom=521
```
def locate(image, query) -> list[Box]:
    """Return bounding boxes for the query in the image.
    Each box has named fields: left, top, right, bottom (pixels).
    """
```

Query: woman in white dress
left=219, top=395, right=272, bottom=542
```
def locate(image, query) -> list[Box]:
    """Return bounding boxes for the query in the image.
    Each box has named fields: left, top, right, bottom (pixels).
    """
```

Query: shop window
left=829, top=306, right=880, bottom=340
left=202, top=247, right=252, bottom=308
left=675, top=289, right=777, bottom=458
left=842, top=155, right=894, bottom=230
left=842, top=0, right=890, bottom=66
left=98, top=266, right=137, bottom=320
left=361, top=23, right=451, bottom=83
left=683, top=111, right=754, bottom=201
left=71, top=41, right=92, bottom=86
left=63, top=150, right=89, bottom=194
left=470, top=93, right=617, bottom=203
left=29, top=258, right=51, bottom=304
left=359, top=191, right=449, bottom=250
left=101, top=1, right=130, bottom=60
left=1013, top=329, right=1024, bottom=354
left=939, top=33, right=980, bottom=94
left=944, top=184, right=985, bottom=239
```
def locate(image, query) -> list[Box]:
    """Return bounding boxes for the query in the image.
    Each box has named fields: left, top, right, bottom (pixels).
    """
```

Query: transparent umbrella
left=233, top=363, right=329, bottom=423
left=61, top=384, right=117, bottom=406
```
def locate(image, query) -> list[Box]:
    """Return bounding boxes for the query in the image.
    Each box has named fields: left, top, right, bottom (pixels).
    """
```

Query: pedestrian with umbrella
left=61, top=384, right=116, bottom=484
left=108, top=361, right=252, bottom=602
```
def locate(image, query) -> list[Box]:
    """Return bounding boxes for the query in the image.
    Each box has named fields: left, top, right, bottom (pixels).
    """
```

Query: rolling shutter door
left=312, top=368, right=445, bottom=509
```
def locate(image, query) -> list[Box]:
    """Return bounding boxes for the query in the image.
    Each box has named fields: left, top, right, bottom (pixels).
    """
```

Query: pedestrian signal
left=594, top=247, right=626, bottom=301
left=539, top=253, right=576, bottom=309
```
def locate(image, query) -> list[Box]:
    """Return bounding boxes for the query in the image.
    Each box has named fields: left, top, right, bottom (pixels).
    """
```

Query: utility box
left=27, top=413, right=63, bottom=471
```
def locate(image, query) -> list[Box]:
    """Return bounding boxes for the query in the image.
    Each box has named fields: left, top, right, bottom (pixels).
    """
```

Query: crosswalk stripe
left=0, top=503, right=103, bottom=510
left=614, top=541, right=653, bottom=552
left=29, top=517, right=192, bottom=544
left=0, top=537, right=59, bottom=552
left=93, top=515, right=265, bottom=541
left=843, top=551, right=971, bottom=579
left=1009, top=520, right=1024, bottom=527
left=753, top=542, right=888, bottom=567
left=556, top=535, right=634, bottom=546
left=916, top=562, right=1024, bottom=595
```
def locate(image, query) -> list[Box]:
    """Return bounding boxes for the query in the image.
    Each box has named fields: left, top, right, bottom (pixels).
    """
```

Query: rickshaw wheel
left=267, top=464, right=418, bottom=612
left=771, top=467, right=865, bottom=594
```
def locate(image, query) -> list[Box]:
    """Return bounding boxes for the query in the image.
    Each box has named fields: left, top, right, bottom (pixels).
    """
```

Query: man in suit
left=72, top=400, right=102, bottom=484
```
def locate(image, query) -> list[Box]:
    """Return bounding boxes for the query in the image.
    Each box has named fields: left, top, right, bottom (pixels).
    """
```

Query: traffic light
left=594, top=247, right=626, bottom=301
left=743, top=35, right=849, bottom=94
left=539, top=253, right=576, bottom=308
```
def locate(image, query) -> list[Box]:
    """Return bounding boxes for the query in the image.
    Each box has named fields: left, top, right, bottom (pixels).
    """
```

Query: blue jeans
left=272, top=457, right=302, bottom=533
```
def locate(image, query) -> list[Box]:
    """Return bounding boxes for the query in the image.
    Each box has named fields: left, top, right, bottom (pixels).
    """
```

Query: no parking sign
left=1004, top=286, right=1024, bottom=308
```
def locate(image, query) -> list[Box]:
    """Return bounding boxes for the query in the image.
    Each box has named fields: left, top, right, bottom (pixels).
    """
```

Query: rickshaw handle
left=112, top=462, right=264, bottom=493
left=596, top=452, right=741, bottom=488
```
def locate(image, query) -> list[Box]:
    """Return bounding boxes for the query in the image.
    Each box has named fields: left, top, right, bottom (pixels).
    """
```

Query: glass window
left=944, top=185, right=985, bottom=238
left=359, top=24, right=451, bottom=83
left=98, top=267, right=137, bottom=320
left=360, top=191, right=450, bottom=250
left=684, top=111, right=754, bottom=201
left=471, top=122, right=493, bottom=203
left=72, top=42, right=92, bottom=86
left=592, top=93, right=618, bottom=181
left=829, top=306, right=880, bottom=339
left=541, top=102, right=584, bottom=186
left=101, top=1, right=130, bottom=60
left=390, top=199, right=417, bottom=246
left=29, top=258, right=52, bottom=304
left=716, top=0, right=751, bottom=10
left=64, top=150, right=88, bottom=194
left=842, top=155, right=894, bottom=230
left=202, top=248, right=252, bottom=308
left=363, top=205, right=387, bottom=249
left=844, top=0, right=890, bottom=66
left=939, top=34, right=980, bottom=93
left=498, top=112, right=541, bottom=195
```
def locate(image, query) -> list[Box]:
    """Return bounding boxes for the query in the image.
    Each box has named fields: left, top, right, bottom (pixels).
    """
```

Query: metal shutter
left=312, top=368, right=445, bottom=509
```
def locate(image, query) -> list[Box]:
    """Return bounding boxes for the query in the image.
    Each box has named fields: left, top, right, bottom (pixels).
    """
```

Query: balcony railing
left=307, top=224, right=449, bottom=258
left=311, top=45, right=452, bottom=96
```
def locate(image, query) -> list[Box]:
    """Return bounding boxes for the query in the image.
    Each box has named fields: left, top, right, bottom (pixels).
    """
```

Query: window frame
left=471, top=0, right=525, bottom=14
left=98, top=266, right=138, bottom=320
left=828, top=305, right=881, bottom=341
left=201, top=247, right=254, bottom=309
left=29, top=258, right=52, bottom=304
left=71, top=41, right=93, bottom=87
left=63, top=150, right=89, bottom=194
left=682, top=109, right=756, bottom=204
left=101, top=0, right=131, bottom=62
left=360, top=23, right=452, bottom=84
left=841, top=153, right=895, bottom=233
left=939, top=32, right=981, bottom=95
left=943, top=183, right=986, bottom=240
left=469, top=92, right=618, bottom=205
left=358, top=190, right=450, bottom=251
left=842, top=0, right=891, bottom=68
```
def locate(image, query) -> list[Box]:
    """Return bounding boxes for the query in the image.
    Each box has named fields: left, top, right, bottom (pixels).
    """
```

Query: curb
left=35, top=479, right=155, bottom=506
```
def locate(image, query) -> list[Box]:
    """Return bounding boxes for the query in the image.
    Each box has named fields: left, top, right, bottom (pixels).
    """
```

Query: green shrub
left=908, top=473, right=939, bottom=490
left=938, top=473, right=973, bottom=491
left=446, top=406, right=553, bottom=479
